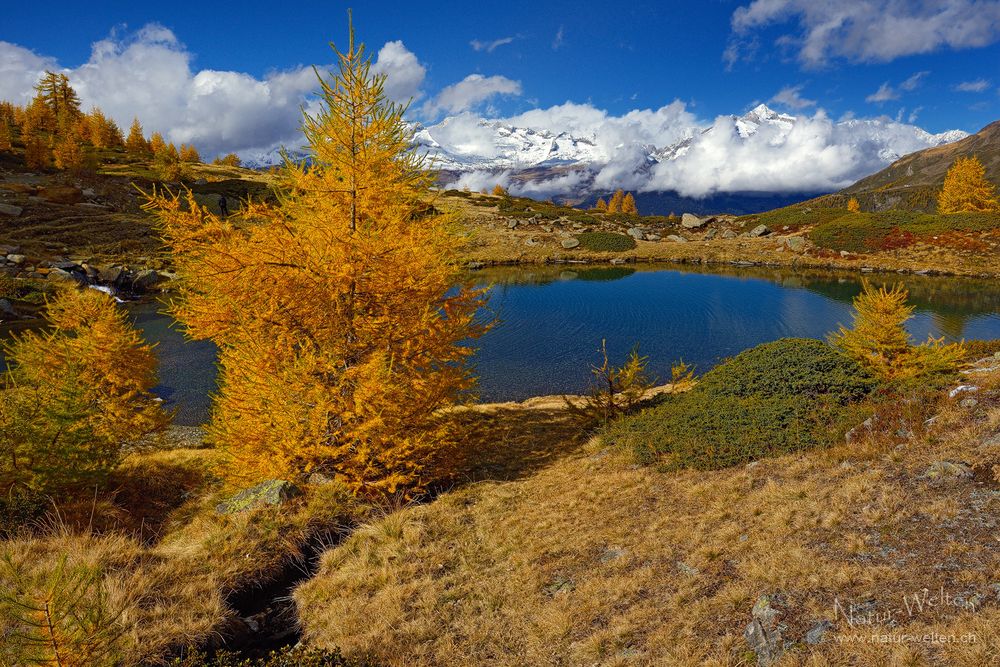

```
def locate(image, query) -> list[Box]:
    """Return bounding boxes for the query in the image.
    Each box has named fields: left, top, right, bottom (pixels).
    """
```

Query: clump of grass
left=605, top=338, right=875, bottom=470
left=575, top=232, right=636, bottom=252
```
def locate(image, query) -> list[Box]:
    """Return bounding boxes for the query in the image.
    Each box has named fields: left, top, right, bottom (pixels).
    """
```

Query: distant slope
left=816, top=120, right=1000, bottom=212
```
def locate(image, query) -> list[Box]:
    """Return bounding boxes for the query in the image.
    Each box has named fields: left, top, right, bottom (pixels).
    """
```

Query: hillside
left=815, top=120, right=1000, bottom=212
left=294, top=355, right=1000, bottom=666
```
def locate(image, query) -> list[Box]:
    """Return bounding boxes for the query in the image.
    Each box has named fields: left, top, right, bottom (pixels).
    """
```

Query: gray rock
left=681, top=213, right=709, bottom=229
left=960, top=397, right=979, bottom=409
left=6, top=254, right=25, bottom=265
left=703, top=229, right=718, bottom=241
left=744, top=594, right=785, bottom=666
left=540, top=225, right=553, bottom=233
left=216, top=479, right=300, bottom=514
left=626, top=227, right=645, bottom=240
left=922, top=461, right=973, bottom=481
left=0, top=299, right=17, bottom=318
left=749, top=224, right=771, bottom=238
left=0, top=203, right=23, bottom=217
left=82, top=188, right=96, bottom=198
left=805, top=620, right=833, bottom=645
left=666, top=234, right=688, bottom=243
left=507, top=219, right=519, bottom=229
left=46, top=268, right=83, bottom=283
left=96, top=265, right=123, bottom=283
left=645, top=233, right=661, bottom=241
left=561, top=238, right=580, bottom=249
left=840, top=250, right=850, bottom=257
left=131, top=269, right=164, bottom=291
left=721, top=230, right=738, bottom=239
left=676, top=561, right=700, bottom=576
left=784, top=236, right=806, bottom=252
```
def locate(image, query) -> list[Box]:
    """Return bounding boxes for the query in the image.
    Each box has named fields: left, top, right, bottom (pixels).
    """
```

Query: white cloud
left=728, top=0, right=1000, bottom=67
left=0, top=25, right=319, bottom=158
left=419, top=101, right=964, bottom=199
left=955, top=78, right=991, bottom=92
left=866, top=82, right=899, bottom=103
left=899, top=71, right=929, bottom=91
left=769, top=85, right=816, bottom=109
left=372, top=40, right=426, bottom=103
left=470, top=37, right=515, bottom=53
left=552, top=26, right=565, bottom=50
left=0, top=42, right=59, bottom=105
left=422, top=74, right=522, bottom=117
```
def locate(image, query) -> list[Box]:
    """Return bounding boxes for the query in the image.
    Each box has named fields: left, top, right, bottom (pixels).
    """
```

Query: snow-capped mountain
left=239, top=104, right=968, bottom=209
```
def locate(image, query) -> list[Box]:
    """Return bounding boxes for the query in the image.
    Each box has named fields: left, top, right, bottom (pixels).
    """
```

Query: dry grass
left=295, top=367, right=1000, bottom=666
left=0, top=443, right=363, bottom=665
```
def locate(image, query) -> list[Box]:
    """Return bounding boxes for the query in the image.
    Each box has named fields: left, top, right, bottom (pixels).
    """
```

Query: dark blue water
left=4, top=264, right=1000, bottom=425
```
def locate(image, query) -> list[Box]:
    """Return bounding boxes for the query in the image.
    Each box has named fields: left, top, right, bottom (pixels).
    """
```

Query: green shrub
left=737, top=207, right=850, bottom=231
left=575, top=232, right=636, bottom=252
left=697, top=338, right=876, bottom=402
left=605, top=338, right=875, bottom=470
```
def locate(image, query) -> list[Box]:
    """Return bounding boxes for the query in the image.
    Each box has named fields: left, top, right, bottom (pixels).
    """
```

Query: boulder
left=0, top=299, right=17, bottom=319
left=784, top=236, right=806, bottom=252
left=922, top=461, right=973, bottom=481
left=703, top=229, right=718, bottom=241
left=96, top=265, right=123, bottom=284
left=131, top=269, right=164, bottom=291
left=744, top=594, right=786, bottom=666
left=6, top=255, right=25, bottom=265
left=666, top=234, right=688, bottom=243
left=626, top=227, right=645, bottom=240
left=721, top=230, right=738, bottom=239
left=561, top=238, right=580, bottom=249
left=645, top=233, right=661, bottom=241
left=216, top=479, right=300, bottom=515
left=46, top=267, right=85, bottom=284
left=805, top=620, right=833, bottom=645
left=507, top=219, right=519, bottom=229
left=681, top=213, right=709, bottom=229
left=0, top=203, right=23, bottom=217
left=38, top=186, right=83, bottom=204
left=749, top=224, right=771, bottom=238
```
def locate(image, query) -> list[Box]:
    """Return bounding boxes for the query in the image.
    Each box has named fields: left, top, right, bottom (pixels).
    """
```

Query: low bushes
left=809, top=210, right=1000, bottom=252
left=574, top=231, right=636, bottom=252
left=605, top=338, right=876, bottom=470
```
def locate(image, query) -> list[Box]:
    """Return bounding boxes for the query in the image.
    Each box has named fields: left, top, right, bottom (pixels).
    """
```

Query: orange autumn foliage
left=937, top=155, right=999, bottom=213
left=146, top=22, right=489, bottom=497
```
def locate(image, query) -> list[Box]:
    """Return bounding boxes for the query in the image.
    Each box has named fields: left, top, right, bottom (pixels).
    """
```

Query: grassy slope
left=295, top=365, right=1000, bottom=666
left=444, top=191, right=1000, bottom=277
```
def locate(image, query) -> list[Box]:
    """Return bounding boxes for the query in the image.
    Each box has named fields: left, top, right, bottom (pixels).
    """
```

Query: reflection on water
left=3, top=263, right=999, bottom=425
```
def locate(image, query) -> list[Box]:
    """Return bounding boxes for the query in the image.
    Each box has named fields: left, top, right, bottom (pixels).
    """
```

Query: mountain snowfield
left=242, top=104, right=967, bottom=202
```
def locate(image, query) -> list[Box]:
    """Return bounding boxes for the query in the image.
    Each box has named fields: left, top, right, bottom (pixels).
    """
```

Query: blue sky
left=2, top=1, right=999, bottom=196
left=3, top=0, right=998, bottom=132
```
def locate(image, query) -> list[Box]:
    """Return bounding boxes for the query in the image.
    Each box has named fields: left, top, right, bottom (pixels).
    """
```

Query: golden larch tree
left=831, top=281, right=964, bottom=383
left=146, top=21, right=489, bottom=497
left=125, top=118, right=149, bottom=154
left=149, top=132, right=166, bottom=156
left=0, top=287, right=168, bottom=493
left=86, top=108, right=124, bottom=149
left=213, top=153, right=241, bottom=167
left=492, top=184, right=507, bottom=196
left=937, top=156, right=999, bottom=213
left=179, top=143, right=201, bottom=163
left=595, top=197, right=607, bottom=211
left=0, top=121, right=11, bottom=152
left=23, top=134, right=50, bottom=170
left=53, top=135, right=85, bottom=172
left=847, top=197, right=860, bottom=213
left=607, top=189, right=625, bottom=213
left=622, top=192, right=638, bottom=214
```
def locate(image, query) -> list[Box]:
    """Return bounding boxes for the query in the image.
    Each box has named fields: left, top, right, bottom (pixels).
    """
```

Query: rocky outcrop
left=216, top=480, right=301, bottom=515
